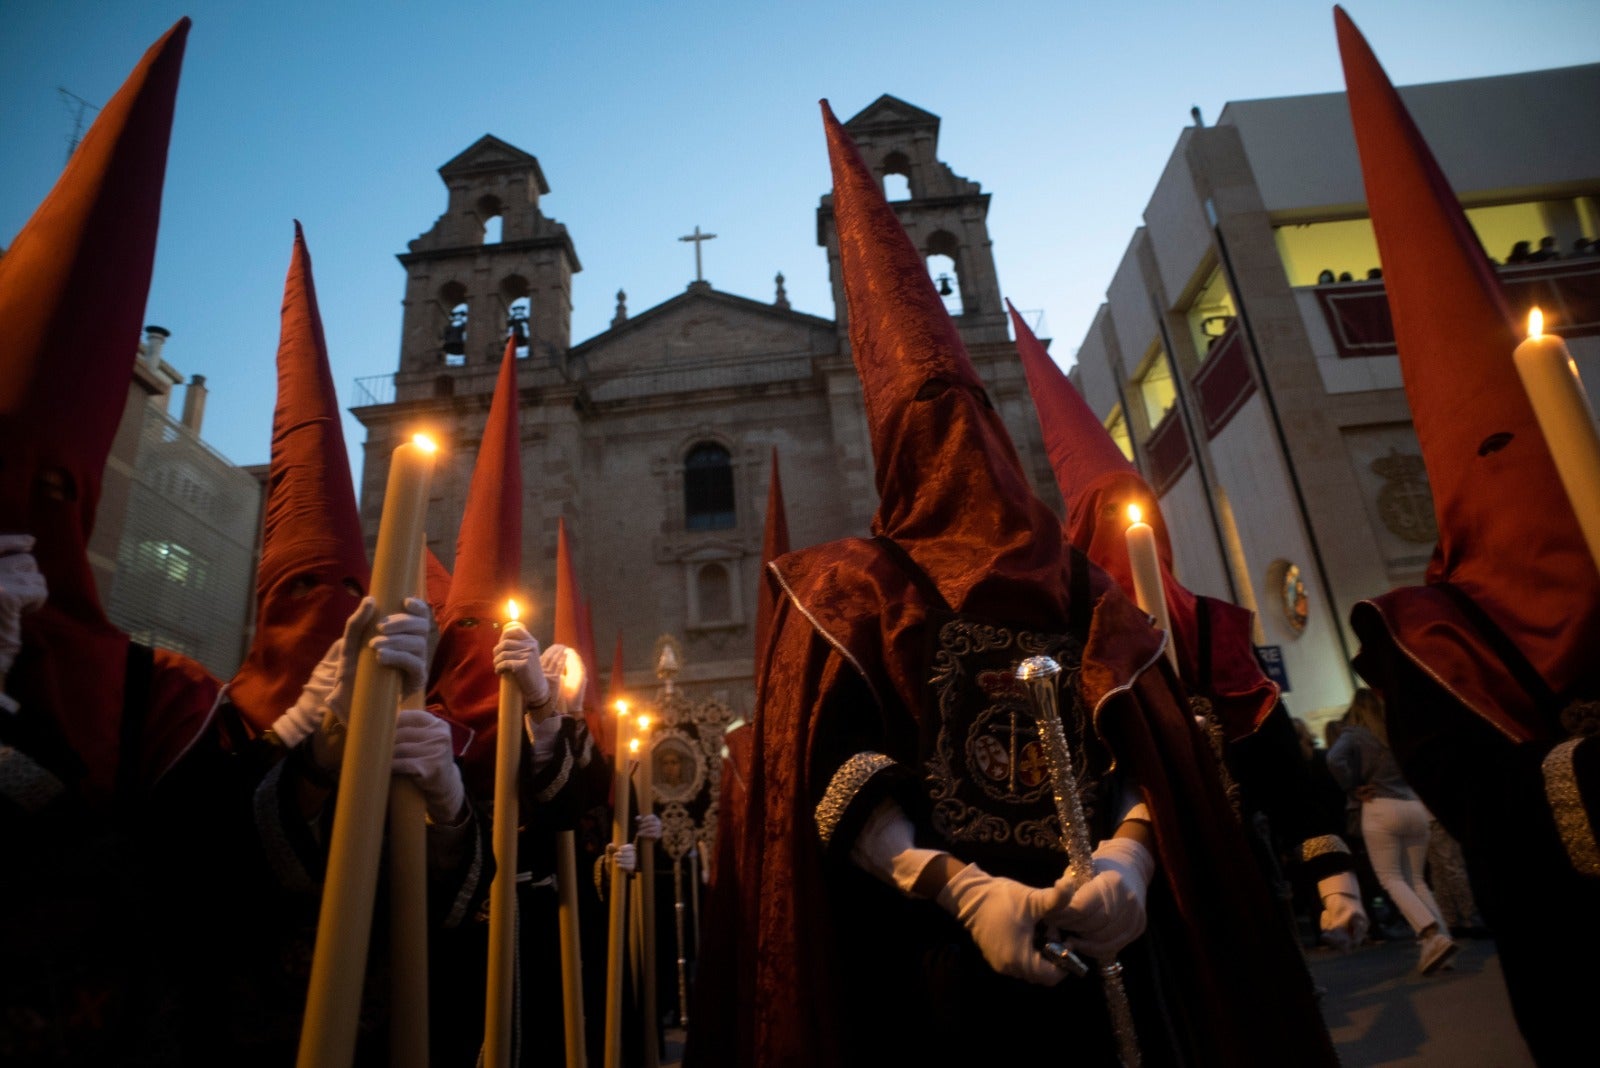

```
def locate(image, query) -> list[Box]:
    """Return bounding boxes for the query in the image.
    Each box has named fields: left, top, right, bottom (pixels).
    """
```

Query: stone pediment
left=438, top=134, right=550, bottom=193
left=844, top=94, right=941, bottom=135
left=573, top=285, right=835, bottom=367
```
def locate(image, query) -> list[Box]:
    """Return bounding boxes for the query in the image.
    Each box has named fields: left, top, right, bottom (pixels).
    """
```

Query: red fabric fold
left=1336, top=7, right=1600, bottom=736
left=228, top=223, right=370, bottom=733
left=754, top=447, right=790, bottom=661
left=428, top=338, right=523, bottom=792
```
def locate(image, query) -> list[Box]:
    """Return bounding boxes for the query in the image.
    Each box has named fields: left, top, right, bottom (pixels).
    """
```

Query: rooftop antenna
left=1190, top=105, right=1205, bottom=128
left=58, top=87, right=100, bottom=165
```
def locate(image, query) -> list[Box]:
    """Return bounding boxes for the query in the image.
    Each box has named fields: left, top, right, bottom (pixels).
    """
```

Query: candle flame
left=505, top=598, right=520, bottom=623
left=615, top=699, right=629, bottom=716
left=1127, top=503, right=1143, bottom=525
left=1528, top=307, right=1544, bottom=339
left=411, top=432, right=439, bottom=454
left=629, top=738, right=641, bottom=754
left=636, top=714, right=651, bottom=732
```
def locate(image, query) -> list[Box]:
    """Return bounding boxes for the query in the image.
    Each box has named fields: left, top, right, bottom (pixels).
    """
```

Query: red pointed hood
left=228, top=223, right=370, bottom=732
left=429, top=338, right=522, bottom=790
left=1336, top=7, right=1600, bottom=737
left=0, top=19, right=195, bottom=799
left=754, top=447, right=791, bottom=660
left=424, top=547, right=452, bottom=623
left=822, top=101, right=1067, bottom=624
left=1010, top=301, right=1274, bottom=737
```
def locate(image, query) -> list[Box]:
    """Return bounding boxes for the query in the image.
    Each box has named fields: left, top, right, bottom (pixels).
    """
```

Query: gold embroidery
left=814, top=752, right=897, bottom=848
left=1190, top=695, right=1241, bottom=818
left=1300, top=834, right=1351, bottom=863
left=1543, top=738, right=1600, bottom=879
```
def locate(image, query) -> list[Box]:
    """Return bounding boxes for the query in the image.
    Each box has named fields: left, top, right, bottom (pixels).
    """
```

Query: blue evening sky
left=3, top=1, right=1596, bottom=475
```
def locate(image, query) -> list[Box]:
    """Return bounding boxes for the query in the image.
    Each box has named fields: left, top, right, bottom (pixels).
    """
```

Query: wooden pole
left=388, top=547, right=432, bottom=1068
left=635, top=728, right=659, bottom=1068
left=484, top=601, right=525, bottom=1068
left=556, top=829, right=588, bottom=1068
left=603, top=709, right=634, bottom=1068
left=297, top=435, right=435, bottom=1068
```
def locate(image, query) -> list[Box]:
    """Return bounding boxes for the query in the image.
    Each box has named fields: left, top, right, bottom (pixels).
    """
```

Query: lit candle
left=1125, top=503, right=1178, bottom=672
left=1514, top=308, right=1600, bottom=572
left=389, top=545, right=433, bottom=1067
left=604, top=702, right=634, bottom=1068
left=299, top=433, right=437, bottom=1068
left=483, top=598, right=524, bottom=1068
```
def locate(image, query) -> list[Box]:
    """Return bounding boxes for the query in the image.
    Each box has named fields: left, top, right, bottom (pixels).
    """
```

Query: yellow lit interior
left=1105, top=403, right=1134, bottom=462
left=1133, top=343, right=1176, bottom=433
left=1186, top=268, right=1238, bottom=362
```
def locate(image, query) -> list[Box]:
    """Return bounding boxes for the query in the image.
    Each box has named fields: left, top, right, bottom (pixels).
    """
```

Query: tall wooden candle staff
left=633, top=713, right=660, bottom=1068
left=484, top=597, right=525, bottom=1068
left=1016, top=655, right=1141, bottom=1068
left=604, top=701, right=635, bottom=1068
left=388, top=547, right=433, bottom=1068
left=298, top=433, right=436, bottom=1068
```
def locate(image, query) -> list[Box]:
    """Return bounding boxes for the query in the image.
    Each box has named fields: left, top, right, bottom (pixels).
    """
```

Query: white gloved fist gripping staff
left=1317, top=872, right=1370, bottom=952
left=391, top=707, right=467, bottom=824
left=0, top=534, right=48, bottom=686
left=851, top=798, right=1073, bottom=986
left=494, top=620, right=553, bottom=717
left=1048, top=835, right=1156, bottom=961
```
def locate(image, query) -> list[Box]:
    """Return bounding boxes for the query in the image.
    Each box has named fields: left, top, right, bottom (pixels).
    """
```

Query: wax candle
left=389, top=545, right=433, bottom=1068
left=1125, top=503, right=1178, bottom=671
left=604, top=703, right=634, bottom=1068
left=1514, top=307, right=1600, bottom=571
left=634, top=715, right=660, bottom=1068
left=299, top=433, right=436, bottom=1068
left=484, top=598, right=524, bottom=1068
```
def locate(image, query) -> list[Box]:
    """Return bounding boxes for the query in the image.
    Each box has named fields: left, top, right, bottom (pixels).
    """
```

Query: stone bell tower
left=393, top=135, right=581, bottom=400
left=816, top=95, right=1007, bottom=347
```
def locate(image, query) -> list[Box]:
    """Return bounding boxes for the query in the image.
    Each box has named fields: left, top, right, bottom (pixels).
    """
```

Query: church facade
left=352, top=96, right=1061, bottom=712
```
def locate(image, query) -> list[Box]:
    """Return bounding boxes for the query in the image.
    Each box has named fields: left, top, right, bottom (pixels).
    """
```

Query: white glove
left=326, top=597, right=432, bottom=721
left=269, top=635, right=345, bottom=747
left=391, top=707, right=467, bottom=824
left=494, top=621, right=550, bottom=709
left=1318, top=872, right=1369, bottom=951
left=636, top=813, right=662, bottom=840
left=938, top=863, right=1073, bottom=986
left=528, top=711, right=566, bottom=771
left=1047, top=836, right=1155, bottom=961
left=608, top=841, right=638, bottom=874
left=0, top=535, right=48, bottom=675
left=542, top=642, right=587, bottom=713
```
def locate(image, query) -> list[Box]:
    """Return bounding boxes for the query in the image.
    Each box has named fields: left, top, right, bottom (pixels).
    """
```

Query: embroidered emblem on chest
left=925, top=618, right=1099, bottom=855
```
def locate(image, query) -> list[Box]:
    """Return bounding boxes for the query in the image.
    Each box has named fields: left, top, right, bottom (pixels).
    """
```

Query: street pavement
left=1310, top=935, right=1535, bottom=1066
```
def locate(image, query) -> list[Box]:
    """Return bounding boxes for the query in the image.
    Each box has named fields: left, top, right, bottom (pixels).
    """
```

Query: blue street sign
left=1255, top=645, right=1290, bottom=692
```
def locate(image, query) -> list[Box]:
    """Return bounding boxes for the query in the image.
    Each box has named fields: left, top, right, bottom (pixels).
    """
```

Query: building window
left=1186, top=269, right=1237, bottom=362
left=684, top=442, right=735, bottom=531
left=1105, top=404, right=1134, bottom=462
left=134, top=539, right=211, bottom=592
left=696, top=562, right=732, bottom=623
left=1132, top=343, right=1176, bottom=434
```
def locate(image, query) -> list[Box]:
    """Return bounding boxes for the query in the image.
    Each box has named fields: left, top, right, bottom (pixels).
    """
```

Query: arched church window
left=507, top=296, right=531, bottom=357
left=684, top=442, right=735, bottom=531
left=927, top=230, right=964, bottom=316
left=696, top=563, right=732, bottom=622
left=433, top=375, right=455, bottom=397
left=478, top=195, right=503, bottom=244
left=882, top=150, right=912, bottom=200
left=443, top=302, right=469, bottom=367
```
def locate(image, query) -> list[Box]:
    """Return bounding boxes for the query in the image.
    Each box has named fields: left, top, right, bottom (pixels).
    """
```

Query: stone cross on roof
left=679, top=224, right=717, bottom=283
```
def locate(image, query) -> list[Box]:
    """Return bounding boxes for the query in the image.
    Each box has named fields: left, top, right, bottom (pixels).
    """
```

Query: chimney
left=142, top=324, right=170, bottom=368
left=181, top=374, right=207, bottom=434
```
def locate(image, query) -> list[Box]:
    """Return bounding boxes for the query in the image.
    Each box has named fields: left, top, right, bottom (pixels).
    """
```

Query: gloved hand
left=528, top=711, right=566, bottom=771
left=543, top=642, right=587, bottom=713
left=270, top=636, right=345, bottom=748
left=391, top=707, right=467, bottom=825
left=1047, top=836, right=1155, bottom=961
left=326, top=597, right=432, bottom=722
left=938, top=863, right=1072, bottom=985
left=607, top=841, right=638, bottom=874
left=1318, top=872, right=1369, bottom=951
left=494, top=622, right=550, bottom=710
left=636, top=813, right=662, bottom=840
left=0, top=535, right=48, bottom=676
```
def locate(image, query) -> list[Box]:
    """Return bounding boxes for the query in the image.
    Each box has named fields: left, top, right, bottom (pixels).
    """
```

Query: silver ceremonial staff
left=1016, top=655, right=1142, bottom=1068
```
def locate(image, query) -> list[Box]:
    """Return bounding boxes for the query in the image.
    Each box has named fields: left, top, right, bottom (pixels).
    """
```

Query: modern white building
left=1070, top=63, right=1600, bottom=731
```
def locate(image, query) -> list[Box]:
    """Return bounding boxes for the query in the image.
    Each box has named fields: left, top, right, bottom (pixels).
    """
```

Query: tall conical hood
left=754, top=447, right=791, bottom=659
left=1337, top=7, right=1600, bottom=733
left=229, top=223, right=370, bottom=732
left=822, top=100, right=1066, bottom=622
left=429, top=338, right=522, bottom=790
left=424, top=547, right=452, bottom=623
left=0, top=19, right=194, bottom=800
left=1010, top=301, right=1275, bottom=737
left=0, top=18, right=189, bottom=623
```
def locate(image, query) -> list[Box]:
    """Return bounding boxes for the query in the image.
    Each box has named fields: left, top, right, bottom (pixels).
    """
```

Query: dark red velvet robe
left=688, top=539, right=1335, bottom=1067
